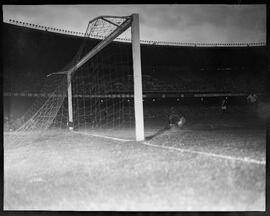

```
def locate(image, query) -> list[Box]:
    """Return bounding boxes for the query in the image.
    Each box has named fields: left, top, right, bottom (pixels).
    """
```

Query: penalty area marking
left=73, top=131, right=265, bottom=165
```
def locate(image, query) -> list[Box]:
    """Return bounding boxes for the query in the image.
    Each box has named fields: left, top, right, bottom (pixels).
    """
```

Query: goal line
left=73, top=130, right=265, bottom=165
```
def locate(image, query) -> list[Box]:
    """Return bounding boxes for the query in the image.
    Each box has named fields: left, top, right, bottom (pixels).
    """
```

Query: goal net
left=4, top=14, right=144, bottom=149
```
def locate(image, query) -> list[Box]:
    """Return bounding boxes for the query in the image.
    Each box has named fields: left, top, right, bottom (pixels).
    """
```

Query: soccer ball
left=177, top=117, right=186, bottom=127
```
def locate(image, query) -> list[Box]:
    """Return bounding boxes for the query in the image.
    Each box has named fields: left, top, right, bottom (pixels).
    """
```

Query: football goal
left=4, top=14, right=144, bottom=148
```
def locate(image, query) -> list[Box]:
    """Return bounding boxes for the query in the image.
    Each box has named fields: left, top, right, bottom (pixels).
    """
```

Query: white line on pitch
left=73, top=131, right=265, bottom=165
left=142, top=141, right=266, bottom=165
left=73, top=131, right=133, bottom=142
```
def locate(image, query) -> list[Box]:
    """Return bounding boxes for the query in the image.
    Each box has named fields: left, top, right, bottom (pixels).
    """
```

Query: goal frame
left=65, top=14, right=145, bottom=141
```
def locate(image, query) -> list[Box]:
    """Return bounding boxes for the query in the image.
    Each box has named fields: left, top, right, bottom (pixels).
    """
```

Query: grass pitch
left=4, top=127, right=265, bottom=211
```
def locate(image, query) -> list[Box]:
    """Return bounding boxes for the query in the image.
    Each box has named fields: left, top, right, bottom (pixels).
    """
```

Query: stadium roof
left=7, top=19, right=266, bottom=48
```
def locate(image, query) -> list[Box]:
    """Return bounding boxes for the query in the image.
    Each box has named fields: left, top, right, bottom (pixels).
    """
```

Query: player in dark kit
left=167, top=107, right=186, bottom=129
left=146, top=107, right=186, bottom=140
left=221, top=97, right=228, bottom=114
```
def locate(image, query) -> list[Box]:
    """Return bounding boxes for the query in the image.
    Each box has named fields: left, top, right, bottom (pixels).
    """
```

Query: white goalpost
left=131, top=14, right=144, bottom=141
left=67, top=72, right=74, bottom=131
left=5, top=13, right=145, bottom=144
left=65, top=13, right=144, bottom=141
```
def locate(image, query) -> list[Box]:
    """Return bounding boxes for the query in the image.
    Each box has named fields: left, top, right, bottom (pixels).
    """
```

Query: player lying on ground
left=146, top=107, right=186, bottom=140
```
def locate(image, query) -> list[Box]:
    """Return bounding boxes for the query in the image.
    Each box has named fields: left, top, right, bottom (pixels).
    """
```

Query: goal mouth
left=5, top=14, right=144, bottom=147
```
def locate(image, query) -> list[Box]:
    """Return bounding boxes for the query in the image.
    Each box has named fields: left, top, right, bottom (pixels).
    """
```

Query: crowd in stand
left=140, top=72, right=265, bottom=93
left=4, top=75, right=42, bottom=93
left=4, top=20, right=266, bottom=95
left=4, top=71, right=266, bottom=94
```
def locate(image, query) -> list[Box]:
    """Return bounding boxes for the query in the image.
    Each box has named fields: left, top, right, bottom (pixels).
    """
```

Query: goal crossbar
left=69, top=16, right=133, bottom=75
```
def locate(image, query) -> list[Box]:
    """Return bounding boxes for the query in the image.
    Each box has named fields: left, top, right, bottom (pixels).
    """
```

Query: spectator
left=247, top=93, right=258, bottom=112
left=221, top=97, right=228, bottom=114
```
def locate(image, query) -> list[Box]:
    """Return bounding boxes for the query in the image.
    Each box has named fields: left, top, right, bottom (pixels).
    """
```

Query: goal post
left=67, top=72, right=74, bottom=131
left=66, top=13, right=144, bottom=141
left=131, top=14, right=144, bottom=141
left=5, top=14, right=145, bottom=147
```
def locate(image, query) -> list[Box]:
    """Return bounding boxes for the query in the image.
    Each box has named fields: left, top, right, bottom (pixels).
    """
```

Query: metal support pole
left=67, top=73, right=74, bottom=130
left=132, top=13, right=144, bottom=141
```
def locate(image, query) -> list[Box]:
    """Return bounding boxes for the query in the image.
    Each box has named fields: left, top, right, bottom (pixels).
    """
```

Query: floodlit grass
left=148, top=128, right=266, bottom=162
left=4, top=128, right=265, bottom=211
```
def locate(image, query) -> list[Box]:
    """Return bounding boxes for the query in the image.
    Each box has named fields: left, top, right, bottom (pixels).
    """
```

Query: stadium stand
left=3, top=21, right=269, bottom=130
left=3, top=22, right=268, bottom=94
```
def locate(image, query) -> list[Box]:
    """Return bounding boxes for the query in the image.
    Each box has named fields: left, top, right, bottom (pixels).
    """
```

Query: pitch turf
left=4, top=127, right=265, bottom=211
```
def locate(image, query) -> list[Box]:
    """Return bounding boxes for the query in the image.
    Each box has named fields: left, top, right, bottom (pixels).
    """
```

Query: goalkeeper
left=146, top=107, right=186, bottom=140
left=167, top=107, right=186, bottom=129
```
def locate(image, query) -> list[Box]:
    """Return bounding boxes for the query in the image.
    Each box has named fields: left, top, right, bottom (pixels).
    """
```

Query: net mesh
left=4, top=15, right=135, bottom=148
left=53, top=40, right=135, bottom=133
